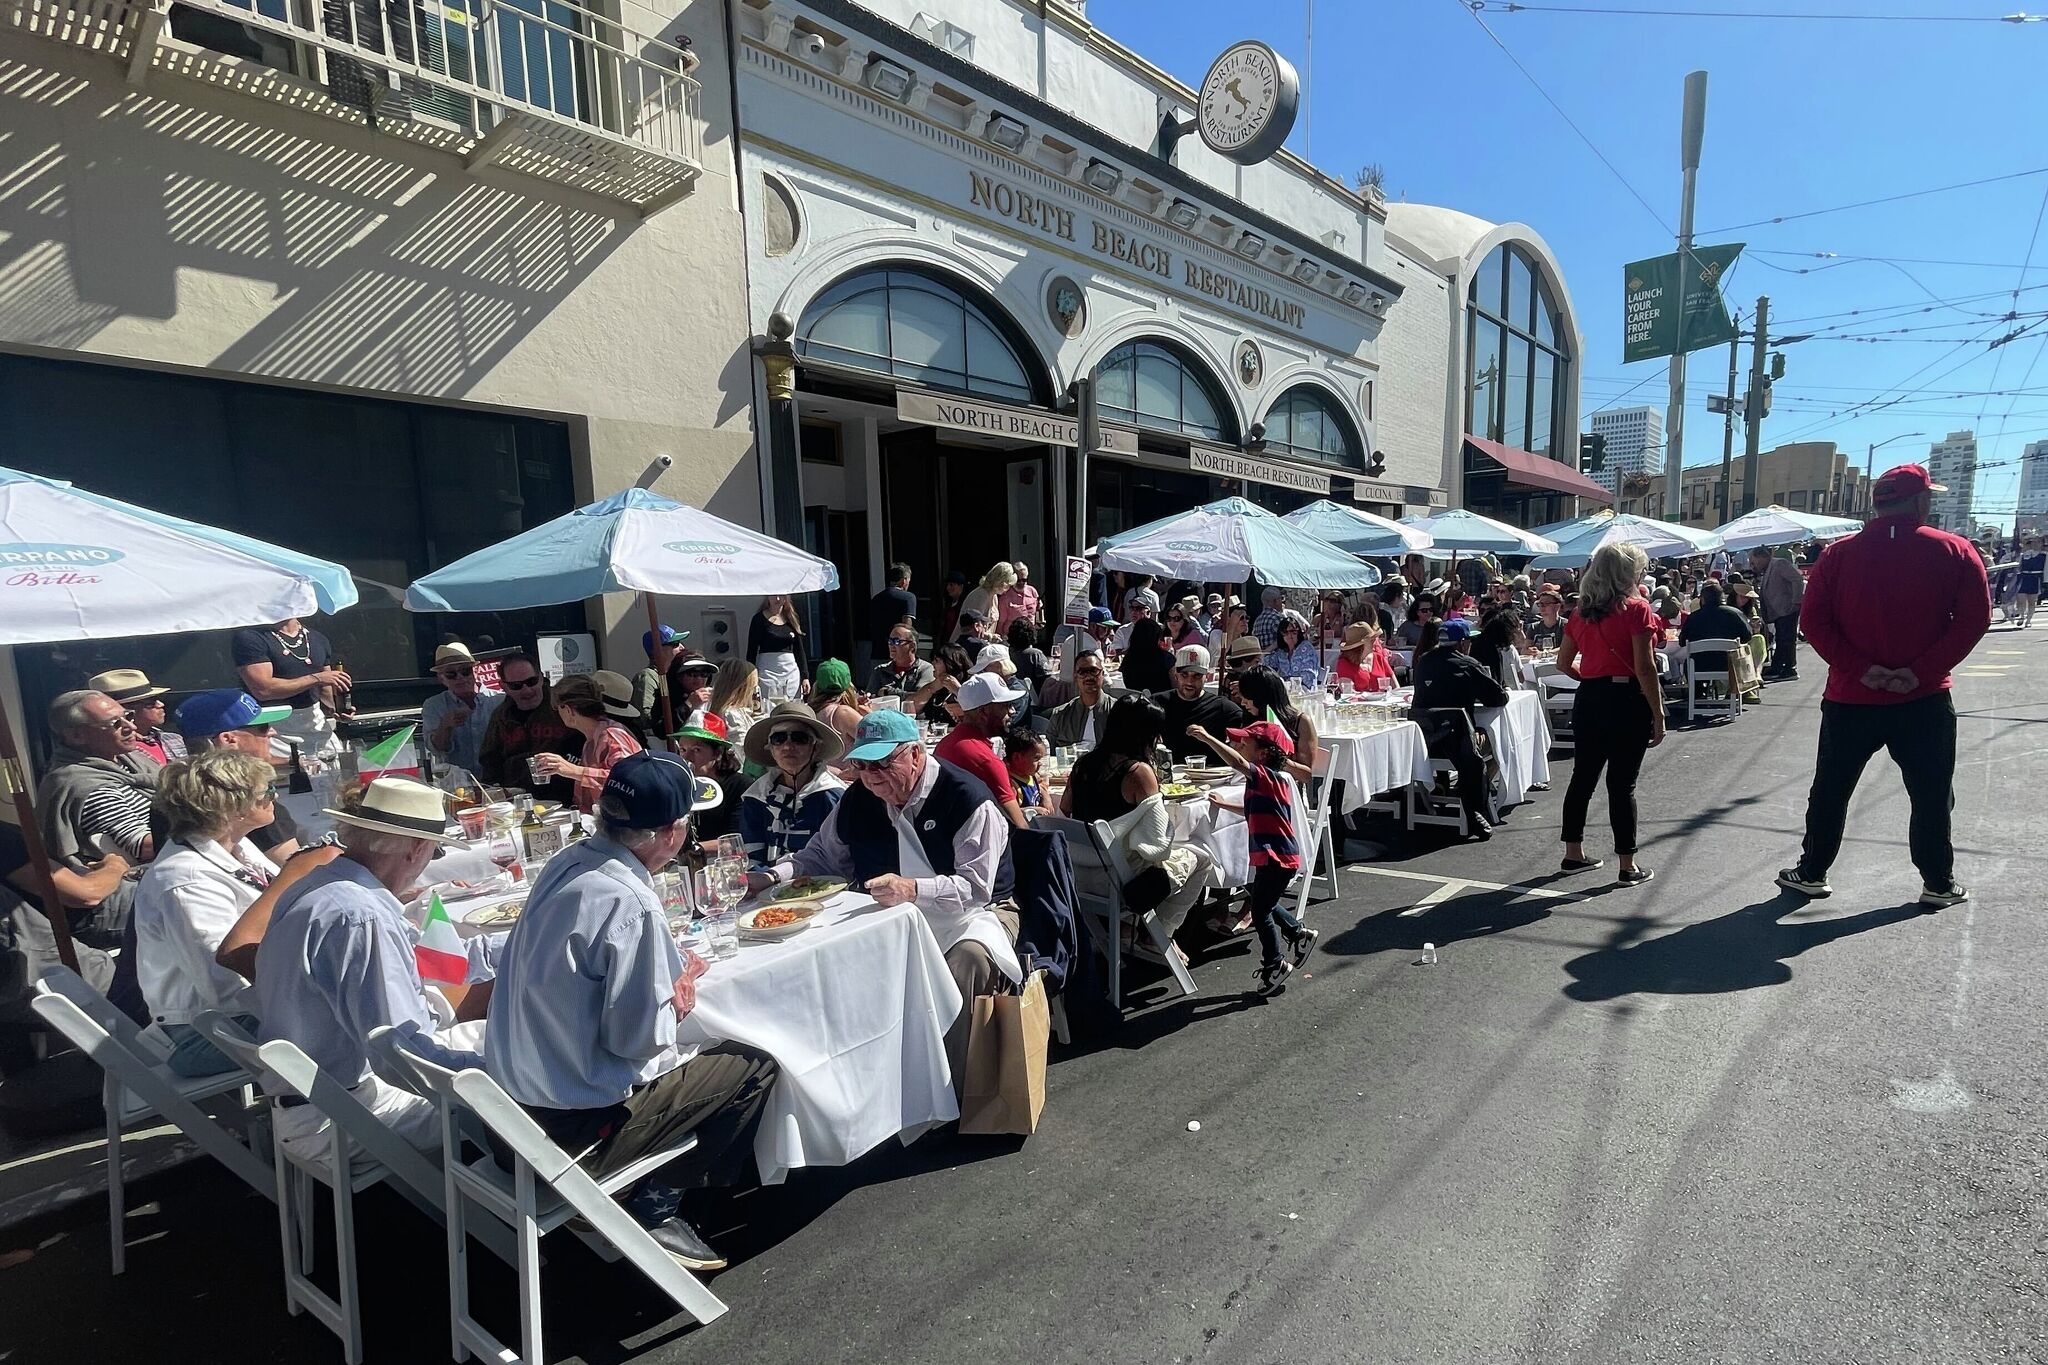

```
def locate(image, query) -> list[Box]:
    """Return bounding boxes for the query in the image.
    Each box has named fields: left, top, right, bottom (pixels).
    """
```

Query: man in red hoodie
left=1777, top=464, right=1990, bottom=907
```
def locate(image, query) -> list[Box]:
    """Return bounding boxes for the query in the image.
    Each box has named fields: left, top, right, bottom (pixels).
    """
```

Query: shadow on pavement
left=1320, top=890, right=1556, bottom=958
left=1561, top=894, right=1934, bottom=1001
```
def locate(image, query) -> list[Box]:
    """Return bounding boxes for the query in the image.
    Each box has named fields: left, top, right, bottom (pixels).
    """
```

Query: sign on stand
left=536, top=632, right=597, bottom=684
left=1063, top=556, right=1093, bottom=625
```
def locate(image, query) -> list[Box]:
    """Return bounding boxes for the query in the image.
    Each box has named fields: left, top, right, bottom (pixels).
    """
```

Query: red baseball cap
left=1225, top=720, right=1296, bottom=757
left=1871, top=463, right=1946, bottom=504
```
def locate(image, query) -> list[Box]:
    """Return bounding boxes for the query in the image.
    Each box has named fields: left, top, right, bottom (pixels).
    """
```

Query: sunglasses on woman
left=768, top=730, right=815, bottom=747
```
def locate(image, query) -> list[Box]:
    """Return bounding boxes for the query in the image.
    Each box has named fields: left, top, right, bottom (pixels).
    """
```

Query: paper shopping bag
left=959, top=971, right=1050, bottom=1136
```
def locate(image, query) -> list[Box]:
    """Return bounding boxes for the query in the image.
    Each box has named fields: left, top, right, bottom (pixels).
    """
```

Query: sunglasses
left=505, top=676, right=542, bottom=691
left=888, top=636, right=916, bottom=647
left=768, top=730, right=815, bottom=747
left=242, top=723, right=275, bottom=737
left=87, top=715, right=137, bottom=732
left=438, top=666, right=475, bottom=679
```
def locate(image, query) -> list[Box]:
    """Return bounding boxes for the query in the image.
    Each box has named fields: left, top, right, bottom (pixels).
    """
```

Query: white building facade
left=2016, top=439, right=2048, bottom=537
left=1927, top=431, right=1978, bottom=534
left=730, top=0, right=1591, bottom=658
left=1587, top=405, right=1665, bottom=511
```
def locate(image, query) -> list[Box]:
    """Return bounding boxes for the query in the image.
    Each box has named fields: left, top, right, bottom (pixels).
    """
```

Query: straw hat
left=1224, top=635, right=1264, bottom=666
left=1339, top=622, right=1377, bottom=654
left=430, top=642, right=477, bottom=673
left=88, top=668, right=167, bottom=704
left=324, top=776, right=462, bottom=846
left=589, top=670, right=639, bottom=719
left=742, top=700, right=845, bottom=767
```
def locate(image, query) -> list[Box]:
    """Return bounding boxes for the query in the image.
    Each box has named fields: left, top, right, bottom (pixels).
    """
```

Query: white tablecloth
left=679, top=894, right=960, bottom=1186
left=1167, top=788, right=1249, bottom=887
left=1321, top=723, right=1433, bottom=813
left=1477, top=690, right=1552, bottom=808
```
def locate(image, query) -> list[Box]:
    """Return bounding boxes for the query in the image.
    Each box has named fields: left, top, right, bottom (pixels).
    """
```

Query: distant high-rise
left=2018, top=439, right=2048, bottom=534
left=1925, top=431, right=1976, bottom=533
left=1587, top=406, right=1663, bottom=504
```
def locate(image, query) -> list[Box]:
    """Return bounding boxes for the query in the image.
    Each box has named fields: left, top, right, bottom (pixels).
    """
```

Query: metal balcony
left=5, top=0, right=705, bottom=215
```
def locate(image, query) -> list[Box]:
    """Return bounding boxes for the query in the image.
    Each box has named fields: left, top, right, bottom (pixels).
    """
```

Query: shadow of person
left=1563, top=894, right=1933, bottom=1002
left=1322, top=890, right=1554, bottom=958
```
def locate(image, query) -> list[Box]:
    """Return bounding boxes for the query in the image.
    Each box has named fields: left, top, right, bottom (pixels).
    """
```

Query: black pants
left=1245, top=862, right=1305, bottom=969
left=1422, top=716, right=1494, bottom=825
left=1798, top=693, right=1957, bottom=886
left=1768, top=613, right=1799, bottom=673
left=517, top=1042, right=776, bottom=1200
left=1560, top=678, right=1653, bottom=854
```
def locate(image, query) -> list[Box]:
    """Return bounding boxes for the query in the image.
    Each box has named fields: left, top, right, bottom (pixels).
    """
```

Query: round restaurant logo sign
left=0, top=542, right=124, bottom=587
left=1164, top=540, right=1217, bottom=553
left=665, top=540, right=741, bottom=556
left=1196, top=41, right=1300, bottom=166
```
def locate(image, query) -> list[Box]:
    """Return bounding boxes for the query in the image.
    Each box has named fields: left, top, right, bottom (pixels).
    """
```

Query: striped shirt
left=1243, top=763, right=1300, bottom=871
left=77, top=784, right=154, bottom=861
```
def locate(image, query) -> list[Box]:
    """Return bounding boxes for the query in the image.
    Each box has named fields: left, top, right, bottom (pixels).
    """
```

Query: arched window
left=1263, top=386, right=1363, bottom=469
left=798, top=268, right=1040, bottom=403
left=1466, top=243, right=1569, bottom=460
left=1094, top=340, right=1235, bottom=442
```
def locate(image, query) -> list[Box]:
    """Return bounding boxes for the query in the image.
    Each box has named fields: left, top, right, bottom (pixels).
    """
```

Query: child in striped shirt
left=1186, top=720, right=1318, bottom=996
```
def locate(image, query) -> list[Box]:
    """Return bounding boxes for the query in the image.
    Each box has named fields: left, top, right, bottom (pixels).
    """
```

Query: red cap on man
left=1871, top=463, right=1947, bottom=506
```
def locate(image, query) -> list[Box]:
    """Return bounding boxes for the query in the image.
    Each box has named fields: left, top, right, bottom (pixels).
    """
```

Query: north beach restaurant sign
left=1190, top=445, right=1330, bottom=495
left=966, top=171, right=1309, bottom=333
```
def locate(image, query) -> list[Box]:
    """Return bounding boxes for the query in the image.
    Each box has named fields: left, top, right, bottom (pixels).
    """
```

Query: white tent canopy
left=1714, top=505, right=1863, bottom=554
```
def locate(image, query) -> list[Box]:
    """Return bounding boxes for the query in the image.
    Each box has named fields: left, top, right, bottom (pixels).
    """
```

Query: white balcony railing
left=7, top=0, right=705, bottom=213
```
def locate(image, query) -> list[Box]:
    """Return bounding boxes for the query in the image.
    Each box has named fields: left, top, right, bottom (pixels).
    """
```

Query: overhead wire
left=1699, top=167, right=2048, bottom=235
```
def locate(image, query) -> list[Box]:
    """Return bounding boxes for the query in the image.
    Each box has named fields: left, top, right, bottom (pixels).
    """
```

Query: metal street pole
left=1864, top=431, right=1927, bottom=519
left=1716, top=316, right=1739, bottom=525
left=1663, top=70, right=1708, bottom=520
left=1740, top=295, right=1768, bottom=515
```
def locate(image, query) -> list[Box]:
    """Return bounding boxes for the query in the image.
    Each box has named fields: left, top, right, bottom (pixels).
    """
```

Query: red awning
left=1464, top=435, right=1613, bottom=501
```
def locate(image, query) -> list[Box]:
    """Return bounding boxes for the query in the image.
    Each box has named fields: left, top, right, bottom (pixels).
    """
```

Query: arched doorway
left=1084, top=337, right=1240, bottom=546
left=790, top=264, right=1056, bottom=663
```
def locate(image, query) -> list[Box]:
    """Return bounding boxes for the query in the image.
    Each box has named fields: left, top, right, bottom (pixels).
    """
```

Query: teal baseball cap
left=845, top=708, right=920, bottom=762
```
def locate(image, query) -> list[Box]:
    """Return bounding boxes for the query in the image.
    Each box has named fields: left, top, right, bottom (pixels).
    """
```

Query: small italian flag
left=415, top=891, right=468, bottom=986
left=361, top=724, right=419, bottom=779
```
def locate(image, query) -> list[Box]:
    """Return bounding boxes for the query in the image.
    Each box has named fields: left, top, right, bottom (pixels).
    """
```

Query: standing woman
left=531, top=673, right=643, bottom=812
left=748, top=595, right=810, bottom=701
left=2014, top=534, right=2045, bottom=628
left=958, top=563, right=1017, bottom=640
left=1555, top=541, right=1665, bottom=885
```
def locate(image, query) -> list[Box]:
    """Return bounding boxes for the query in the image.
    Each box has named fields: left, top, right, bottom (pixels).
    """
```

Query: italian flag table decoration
left=360, top=724, right=420, bottom=780
left=415, top=891, right=468, bottom=986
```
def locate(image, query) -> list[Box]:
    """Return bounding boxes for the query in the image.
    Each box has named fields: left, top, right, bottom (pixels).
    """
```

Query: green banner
left=1622, top=243, right=1743, bottom=363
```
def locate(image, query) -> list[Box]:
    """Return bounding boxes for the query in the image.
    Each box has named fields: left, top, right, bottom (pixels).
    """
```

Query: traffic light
left=1579, top=433, right=1608, bottom=473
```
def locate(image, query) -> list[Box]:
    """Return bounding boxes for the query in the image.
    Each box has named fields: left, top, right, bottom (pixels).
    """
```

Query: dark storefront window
left=1262, top=386, right=1362, bottom=470
left=798, top=268, right=1040, bottom=403
left=0, top=353, right=580, bottom=749
left=1094, top=340, right=1236, bottom=443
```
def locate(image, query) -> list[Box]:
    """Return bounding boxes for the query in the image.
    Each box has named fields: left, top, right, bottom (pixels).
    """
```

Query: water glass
left=703, top=907, right=740, bottom=960
left=526, top=754, right=549, bottom=784
left=714, top=834, right=745, bottom=865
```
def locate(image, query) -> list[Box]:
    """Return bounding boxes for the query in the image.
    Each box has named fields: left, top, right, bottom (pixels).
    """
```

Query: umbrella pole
left=0, top=697, right=80, bottom=974
left=643, top=593, right=676, bottom=747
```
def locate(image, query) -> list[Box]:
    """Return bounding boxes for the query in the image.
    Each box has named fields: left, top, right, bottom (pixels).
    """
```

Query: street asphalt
left=2, top=627, right=2042, bottom=1365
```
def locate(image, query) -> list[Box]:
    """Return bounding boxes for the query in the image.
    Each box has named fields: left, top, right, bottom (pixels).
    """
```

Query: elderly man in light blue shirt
left=256, top=777, right=497, bottom=1169
left=420, top=642, right=503, bottom=776
left=486, top=752, right=775, bottom=1273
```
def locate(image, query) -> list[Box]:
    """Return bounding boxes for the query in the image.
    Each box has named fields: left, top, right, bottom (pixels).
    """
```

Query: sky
left=1091, top=0, right=2048, bottom=528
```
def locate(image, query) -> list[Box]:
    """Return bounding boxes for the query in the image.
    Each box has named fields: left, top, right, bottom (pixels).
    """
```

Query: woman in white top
left=956, top=562, right=1017, bottom=641
left=134, top=750, right=280, bottom=1076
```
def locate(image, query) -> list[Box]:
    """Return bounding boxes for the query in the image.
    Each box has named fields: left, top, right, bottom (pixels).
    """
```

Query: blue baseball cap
left=642, top=624, right=688, bottom=654
left=1086, top=606, right=1115, bottom=626
left=1439, top=619, right=1473, bottom=644
left=176, top=689, right=292, bottom=738
left=599, top=751, right=721, bottom=829
left=845, top=708, right=920, bottom=762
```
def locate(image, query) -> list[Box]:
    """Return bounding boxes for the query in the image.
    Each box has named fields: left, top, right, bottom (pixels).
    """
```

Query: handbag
left=959, top=971, right=1050, bottom=1136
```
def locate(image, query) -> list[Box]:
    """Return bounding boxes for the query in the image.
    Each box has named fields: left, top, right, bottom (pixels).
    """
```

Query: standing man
left=88, top=669, right=182, bottom=765
left=487, top=753, right=776, bottom=1270
left=864, top=563, right=918, bottom=685
left=633, top=625, right=688, bottom=727
left=37, top=691, right=161, bottom=947
left=232, top=617, right=349, bottom=757
left=1251, top=587, right=1288, bottom=651
left=1749, top=546, right=1807, bottom=680
left=1777, top=464, right=1990, bottom=907
left=421, top=643, right=503, bottom=777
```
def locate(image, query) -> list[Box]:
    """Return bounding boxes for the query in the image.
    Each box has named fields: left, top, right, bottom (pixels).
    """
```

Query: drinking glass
left=714, top=834, right=745, bottom=865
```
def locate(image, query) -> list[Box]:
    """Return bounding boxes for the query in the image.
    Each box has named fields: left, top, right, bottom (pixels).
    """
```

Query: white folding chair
left=1403, top=710, right=1489, bottom=838
left=1291, top=763, right=1341, bottom=918
left=29, top=967, right=271, bottom=1275
left=1682, top=640, right=1745, bottom=723
left=1539, top=674, right=1578, bottom=748
left=196, top=1012, right=450, bottom=1365
left=368, top=1026, right=728, bottom=1365
left=1039, top=815, right=1196, bottom=1008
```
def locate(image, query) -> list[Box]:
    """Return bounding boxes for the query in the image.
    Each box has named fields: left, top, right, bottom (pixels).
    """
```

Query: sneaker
left=1775, top=867, right=1832, bottom=899
left=1919, top=882, right=1970, bottom=907
left=646, top=1215, right=727, bottom=1271
left=1617, top=866, right=1654, bottom=886
left=1560, top=856, right=1604, bottom=873
left=1255, top=960, right=1293, bottom=997
left=1287, top=926, right=1319, bottom=970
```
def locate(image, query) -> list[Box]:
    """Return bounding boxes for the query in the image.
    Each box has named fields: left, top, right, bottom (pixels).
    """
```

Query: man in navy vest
left=757, top=709, right=1022, bottom=1098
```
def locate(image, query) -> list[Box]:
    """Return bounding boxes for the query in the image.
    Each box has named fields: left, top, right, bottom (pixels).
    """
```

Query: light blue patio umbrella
left=1713, top=504, right=1863, bottom=554
left=1525, top=510, right=1725, bottom=568
left=1396, top=508, right=1560, bottom=556
left=1282, top=499, right=1434, bottom=555
left=1097, top=502, right=1381, bottom=589
left=403, top=489, right=839, bottom=611
left=1095, top=496, right=1277, bottom=551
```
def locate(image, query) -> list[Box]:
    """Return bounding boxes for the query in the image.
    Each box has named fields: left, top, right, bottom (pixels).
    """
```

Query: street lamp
left=1864, top=431, right=1927, bottom=517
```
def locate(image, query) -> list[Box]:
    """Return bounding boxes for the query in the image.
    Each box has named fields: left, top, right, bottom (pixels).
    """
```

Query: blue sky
left=1092, top=1, right=2047, bottom=527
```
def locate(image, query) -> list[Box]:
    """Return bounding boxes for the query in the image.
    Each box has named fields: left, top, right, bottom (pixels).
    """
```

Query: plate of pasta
left=738, top=904, right=822, bottom=940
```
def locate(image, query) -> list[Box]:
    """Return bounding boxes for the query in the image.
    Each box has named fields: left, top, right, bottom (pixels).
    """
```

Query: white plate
left=737, top=905, right=823, bottom=939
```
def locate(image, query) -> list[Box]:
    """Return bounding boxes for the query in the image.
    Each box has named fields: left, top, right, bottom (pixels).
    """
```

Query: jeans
left=1768, top=613, right=1799, bottom=673
left=163, top=1014, right=258, bottom=1077
left=1560, top=678, right=1653, bottom=854
left=1798, top=693, right=1957, bottom=886
left=1246, top=862, right=1306, bottom=968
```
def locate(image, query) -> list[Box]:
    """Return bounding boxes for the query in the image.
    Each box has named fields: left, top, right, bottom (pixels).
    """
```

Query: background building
left=1587, top=406, right=1663, bottom=513
left=2016, top=439, right=2048, bottom=537
left=1674, top=441, right=1864, bottom=527
left=1, top=0, right=758, bottom=744
left=1927, top=432, right=1978, bottom=533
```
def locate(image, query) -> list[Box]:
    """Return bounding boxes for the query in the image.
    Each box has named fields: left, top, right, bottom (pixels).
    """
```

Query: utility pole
left=1740, top=296, right=1769, bottom=515
left=1663, top=70, right=1708, bottom=519
left=1716, top=317, right=1740, bottom=524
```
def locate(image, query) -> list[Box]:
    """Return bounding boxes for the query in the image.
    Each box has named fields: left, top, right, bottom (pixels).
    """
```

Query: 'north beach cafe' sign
left=966, top=171, right=1311, bottom=333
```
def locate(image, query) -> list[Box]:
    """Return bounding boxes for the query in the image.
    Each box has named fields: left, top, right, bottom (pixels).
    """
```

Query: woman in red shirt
left=1555, top=543, right=1667, bottom=885
left=1333, top=621, right=1397, bottom=693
